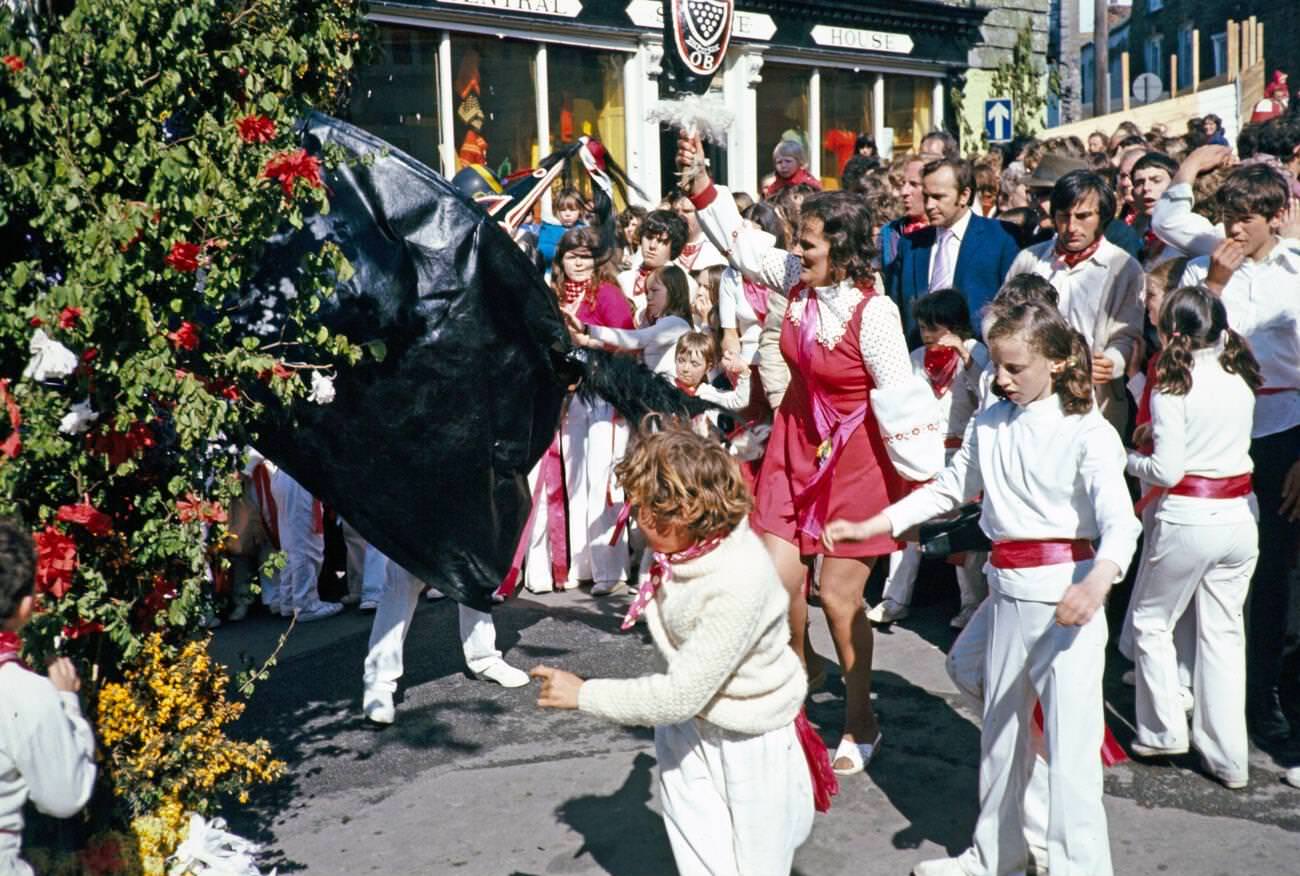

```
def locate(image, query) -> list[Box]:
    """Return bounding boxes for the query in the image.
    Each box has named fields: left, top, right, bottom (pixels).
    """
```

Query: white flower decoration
left=308, top=371, right=336, bottom=405
left=58, top=399, right=99, bottom=435
left=22, top=329, right=79, bottom=381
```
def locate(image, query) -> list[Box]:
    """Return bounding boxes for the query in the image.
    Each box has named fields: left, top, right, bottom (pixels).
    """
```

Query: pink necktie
left=930, top=230, right=953, bottom=291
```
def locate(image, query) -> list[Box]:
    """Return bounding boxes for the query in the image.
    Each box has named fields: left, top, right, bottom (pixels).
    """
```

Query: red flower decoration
left=62, top=619, right=105, bottom=642
left=142, top=575, right=177, bottom=617
left=2, top=56, right=22, bottom=73
left=58, top=306, right=82, bottom=330
left=28, top=316, right=42, bottom=327
left=86, top=422, right=155, bottom=468
left=177, top=493, right=228, bottom=524
left=236, top=114, right=277, bottom=144
left=56, top=499, right=113, bottom=537
left=262, top=148, right=323, bottom=198
left=167, top=321, right=201, bottom=351
left=34, top=526, right=77, bottom=600
left=164, top=240, right=201, bottom=272
left=81, top=347, right=99, bottom=364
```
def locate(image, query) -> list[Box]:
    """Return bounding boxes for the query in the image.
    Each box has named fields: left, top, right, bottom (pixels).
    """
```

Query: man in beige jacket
left=1005, top=169, right=1144, bottom=437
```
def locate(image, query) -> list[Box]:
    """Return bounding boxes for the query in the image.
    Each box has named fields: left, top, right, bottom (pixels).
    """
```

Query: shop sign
left=625, top=0, right=776, bottom=41
left=810, top=25, right=913, bottom=55
left=438, top=0, right=584, bottom=18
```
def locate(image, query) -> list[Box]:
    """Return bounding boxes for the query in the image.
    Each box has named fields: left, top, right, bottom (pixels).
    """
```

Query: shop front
left=350, top=0, right=987, bottom=202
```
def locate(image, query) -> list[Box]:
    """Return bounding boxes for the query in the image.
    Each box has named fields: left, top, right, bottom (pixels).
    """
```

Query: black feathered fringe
left=571, top=348, right=715, bottom=429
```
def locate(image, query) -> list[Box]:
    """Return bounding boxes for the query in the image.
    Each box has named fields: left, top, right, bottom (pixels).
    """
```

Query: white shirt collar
left=939, top=208, right=973, bottom=243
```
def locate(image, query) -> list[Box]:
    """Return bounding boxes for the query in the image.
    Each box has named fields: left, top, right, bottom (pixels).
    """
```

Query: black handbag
left=918, top=503, right=991, bottom=559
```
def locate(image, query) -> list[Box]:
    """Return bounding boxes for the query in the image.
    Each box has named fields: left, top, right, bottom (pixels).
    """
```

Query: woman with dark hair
left=678, top=132, right=944, bottom=777
left=1202, top=114, right=1229, bottom=147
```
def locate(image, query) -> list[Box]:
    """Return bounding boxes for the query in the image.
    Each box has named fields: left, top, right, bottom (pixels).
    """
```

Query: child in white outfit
left=532, top=426, right=819, bottom=876
left=826, top=301, right=1140, bottom=876
left=872, top=288, right=989, bottom=629
left=1126, top=286, right=1260, bottom=787
left=0, top=521, right=96, bottom=876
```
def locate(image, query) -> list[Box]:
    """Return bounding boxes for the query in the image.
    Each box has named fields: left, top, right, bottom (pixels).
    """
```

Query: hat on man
left=1024, top=153, right=1090, bottom=190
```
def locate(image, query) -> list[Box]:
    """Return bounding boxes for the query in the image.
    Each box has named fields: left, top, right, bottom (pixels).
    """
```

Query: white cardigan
left=578, top=523, right=807, bottom=734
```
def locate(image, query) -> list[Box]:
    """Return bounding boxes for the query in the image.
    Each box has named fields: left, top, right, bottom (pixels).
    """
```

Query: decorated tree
left=0, top=0, right=371, bottom=870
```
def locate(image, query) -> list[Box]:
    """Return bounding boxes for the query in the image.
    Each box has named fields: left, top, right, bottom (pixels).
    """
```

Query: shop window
left=451, top=35, right=539, bottom=181
left=348, top=25, right=440, bottom=172
left=548, top=45, right=628, bottom=205
left=819, top=67, right=875, bottom=190
left=754, top=64, right=810, bottom=194
left=884, top=76, right=932, bottom=155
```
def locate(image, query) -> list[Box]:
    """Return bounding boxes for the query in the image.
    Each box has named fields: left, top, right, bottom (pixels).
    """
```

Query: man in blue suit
left=887, top=157, right=1021, bottom=344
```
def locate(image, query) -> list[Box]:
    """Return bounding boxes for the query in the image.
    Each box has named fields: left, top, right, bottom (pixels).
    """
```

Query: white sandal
left=832, top=732, right=883, bottom=776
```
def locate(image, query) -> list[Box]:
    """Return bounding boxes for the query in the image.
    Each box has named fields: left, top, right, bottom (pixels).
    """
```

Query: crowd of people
left=17, top=95, right=1288, bottom=876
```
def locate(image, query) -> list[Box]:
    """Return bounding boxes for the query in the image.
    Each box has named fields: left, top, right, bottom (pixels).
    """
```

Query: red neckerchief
left=622, top=532, right=728, bottom=630
left=764, top=167, right=821, bottom=197
left=674, top=378, right=699, bottom=396
left=742, top=279, right=770, bottom=322
left=923, top=345, right=962, bottom=397
left=900, top=216, right=928, bottom=236
left=678, top=240, right=703, bottom=270
left=561, top=278, right=591, bottom=308
left=0, top=630, right=24, bottom=667
left=633, top=264, right=653, bottom=297
left=1054, top=236, right=1102, bottom=269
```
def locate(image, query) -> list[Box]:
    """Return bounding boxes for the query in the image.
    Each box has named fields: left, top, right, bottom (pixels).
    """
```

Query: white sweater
left=1126, top=343, right=1256, bottom=525
left=885, top=394, right=1141, bottom=603
left=0, top=663, right=97, bottom=864
left=578, top=523, right=807, bottom=734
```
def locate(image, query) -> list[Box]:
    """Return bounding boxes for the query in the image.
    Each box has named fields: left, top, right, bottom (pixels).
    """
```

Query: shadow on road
left=551, top=751, right=673, bottom=875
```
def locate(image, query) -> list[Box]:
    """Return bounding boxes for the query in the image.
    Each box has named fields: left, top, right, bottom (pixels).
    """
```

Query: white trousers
left=1132, top=517, right=1257, bottom=780
left=526, top=396, right=629, bottom=591
left=1120, top=505, right=1196, bottom=690
left=946, top=599, right=1049, bottom=861
left=340, top=520, right=387, bottom=604
left=880, top=545, right=988, bottom=608
left=655, top=719, right=813, bottom=876
left=959, top=593, right=1111, bottom=876
left=362, top=559, right=503, bottom=695
left=269, top=470, right=324, bottom=611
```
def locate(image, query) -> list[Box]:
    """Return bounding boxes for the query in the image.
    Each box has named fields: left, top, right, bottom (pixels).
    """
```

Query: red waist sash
left=1134, top=472, right=1252, bottom=515
left=991, top=539, right=1095, bottom=569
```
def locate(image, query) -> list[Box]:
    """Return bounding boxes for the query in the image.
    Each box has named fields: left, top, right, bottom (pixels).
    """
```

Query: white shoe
left=425, top=588, right=446, bottom=601
left=832, top=731, right=882, bottom=776
left=866, top=598, right=910, bottom=624
left=295, top=601, right=343, bottom=623
left=590, top=579, right=626, bottom=596
left=363, top=689, right=395, bottom=725
left=950, top=603, right=979, bottom=629
left=227, top=602, right=250, bottom=622
left=911, top=856, right=972, bottom=876
left=358, top=599, right=379, bottom=612
left=1283, top=766, right=1300, bottom=788
left=473, top=658, right=530, bottom=688
left=1130, top=739, right=1189, bottom=758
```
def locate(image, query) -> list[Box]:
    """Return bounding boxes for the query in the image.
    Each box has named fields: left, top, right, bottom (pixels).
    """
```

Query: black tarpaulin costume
left=239, top=112, right=707, bottom=611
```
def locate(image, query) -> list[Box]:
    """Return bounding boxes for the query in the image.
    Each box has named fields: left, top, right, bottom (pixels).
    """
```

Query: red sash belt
left=991, top=539, right=1094, bottom=569
left=1134, top=472, right=1252, bottom=514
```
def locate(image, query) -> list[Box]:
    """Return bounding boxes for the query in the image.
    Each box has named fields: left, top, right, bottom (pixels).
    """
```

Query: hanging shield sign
left=665, top=0, right=734, bottom=90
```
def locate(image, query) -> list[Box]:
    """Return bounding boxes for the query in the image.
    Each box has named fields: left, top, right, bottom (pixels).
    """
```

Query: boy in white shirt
left=1180, top=163, right=1300, bottom=744
left=0, top=521, right=96, bottom=875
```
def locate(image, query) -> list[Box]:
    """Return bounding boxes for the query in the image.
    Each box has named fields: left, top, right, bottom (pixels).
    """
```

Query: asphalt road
left=212, top=569, right=1300, bottom=875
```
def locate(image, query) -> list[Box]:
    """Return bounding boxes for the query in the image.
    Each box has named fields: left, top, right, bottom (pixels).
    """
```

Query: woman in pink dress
left=680, top=134, right=944, bottom=774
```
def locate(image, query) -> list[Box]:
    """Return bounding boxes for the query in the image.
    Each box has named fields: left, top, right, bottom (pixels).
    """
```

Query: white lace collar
left=785, top=280, right=866, bottom=350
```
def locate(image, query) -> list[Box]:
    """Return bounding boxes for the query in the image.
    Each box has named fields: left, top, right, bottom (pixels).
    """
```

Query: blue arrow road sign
left=985, top=97, right=1013, bottom=143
